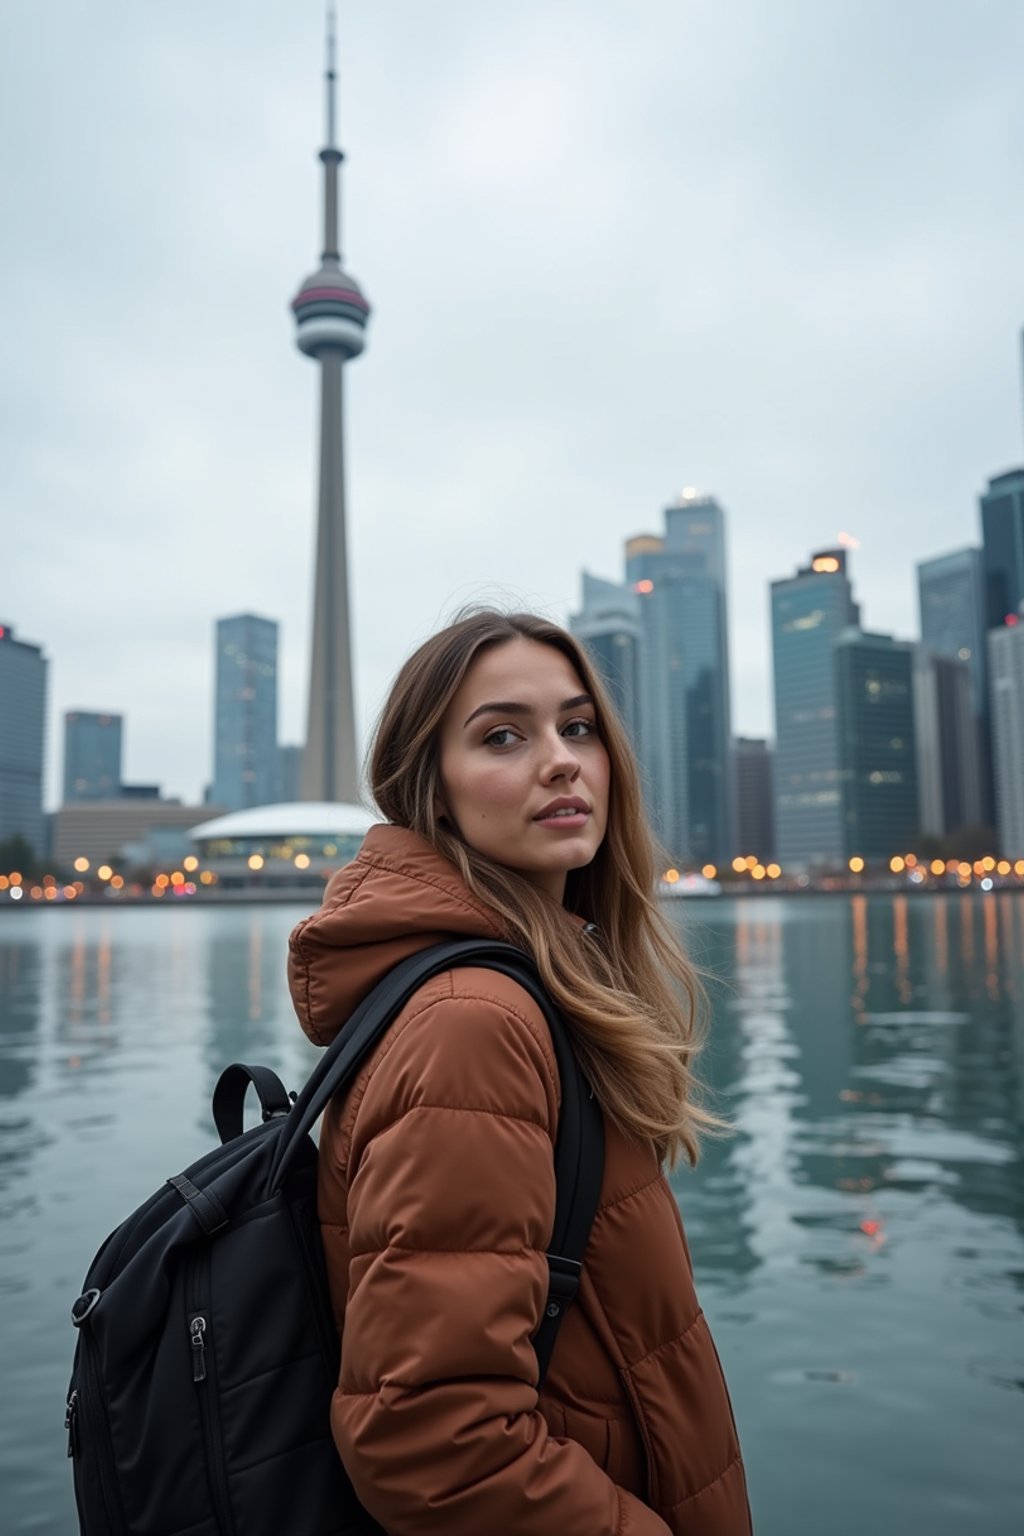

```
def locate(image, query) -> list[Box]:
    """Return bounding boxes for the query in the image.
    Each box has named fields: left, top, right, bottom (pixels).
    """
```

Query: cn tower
left=292, top=8, right=370, bottom=804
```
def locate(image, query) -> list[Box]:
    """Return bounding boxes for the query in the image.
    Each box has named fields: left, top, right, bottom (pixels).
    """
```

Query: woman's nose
left=540, top=735, right=580, bottom=782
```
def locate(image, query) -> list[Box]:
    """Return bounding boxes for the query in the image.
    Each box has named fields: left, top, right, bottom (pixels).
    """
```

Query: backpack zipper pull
left=65, top=1389, right=79, bottom=1457
left=190, top=1316, right=208, bottom=1383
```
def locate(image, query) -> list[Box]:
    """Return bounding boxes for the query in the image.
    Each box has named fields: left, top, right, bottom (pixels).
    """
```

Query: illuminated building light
left=63, top=886, right=77, bottom=900
left=837, top=531, right=860, bottom=549
left=73, top=857, right=90, bottom=873
left=44, top=887, right=57, bottom=901
left=0, top=877, right=7, bottom=891
left=151, top=884, right=164, bottom=898
left=43, top=875, right=56, bottom=888
left=9, top=887, right=22, bottom=901
left=930, top=859, right=945, bottom=877
left=811, top=556, right=840, bottom=573
left=664, top=868, right=680, bottom=884
left=1006, top=614, right=1019, bottom=627
left=957, top=862, right=972, bottom=878
left=744, top=855, right=758, bottom=870
left=972, top=860, right=985, bottom=877
left=701, top=864, right=717, bottom=879
left=184, top=882, right=197, bottom=894
left=294, top=853, right=311, bottom=870
left=199, top=870, right=215, bottom=885
left=946, top=859, right=959, bottom=874
left=849, top=856, right=864, bottom=873
left=767, top=863, right=782, bottom=879
left=751, top=864, right=766, bottom=880
left=97, top=865, right=112, bottom=881
left=248, top=854, right=265, bottom=871
left=110, top=875, right=125, bottom=890
left=634, top=579, right=654, bottom=594
left=30, top=886, right=43, bottom=899
left=997, top=860, right=1011, bottom=876
left=155, top=873, right=170, bottom=890
left=980, top=877, right=993, bottom=891
left=183, top=855, right=199, bottom=872
left=731, top=856, right=746, bottom=873
left=890, top=856, right=905, bottom=873
left=904, top=853, right=917, bottom=868
left=170, top=872, right=185, bottom=888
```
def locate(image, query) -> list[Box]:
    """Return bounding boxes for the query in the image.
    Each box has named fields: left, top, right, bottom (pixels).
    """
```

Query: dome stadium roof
left=189, top=802, right=378, bottom=842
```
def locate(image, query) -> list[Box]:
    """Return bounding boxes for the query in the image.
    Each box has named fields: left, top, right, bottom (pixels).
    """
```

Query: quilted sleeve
left=329, top=978, right=671, bottom=1536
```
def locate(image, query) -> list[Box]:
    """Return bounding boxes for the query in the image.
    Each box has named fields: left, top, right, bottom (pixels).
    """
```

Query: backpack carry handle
left=213, top=1063, right=293, bottom=1144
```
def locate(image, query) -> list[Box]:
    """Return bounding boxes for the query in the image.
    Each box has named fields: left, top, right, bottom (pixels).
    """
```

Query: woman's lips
left=533, top=810, right=590, bottom=829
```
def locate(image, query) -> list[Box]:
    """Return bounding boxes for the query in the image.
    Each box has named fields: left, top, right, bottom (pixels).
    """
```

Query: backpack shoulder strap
left=267, top=937, right=605, bottom=1383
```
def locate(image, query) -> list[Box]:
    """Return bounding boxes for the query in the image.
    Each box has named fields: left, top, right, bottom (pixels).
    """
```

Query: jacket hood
left=288, top=823, right=506, bottom=1046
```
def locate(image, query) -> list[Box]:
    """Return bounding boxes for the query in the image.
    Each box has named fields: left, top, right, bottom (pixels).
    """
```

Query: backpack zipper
left=74, top=1344, right=129, bottom=1535
left=188, top=1255, right=236, bottom=1536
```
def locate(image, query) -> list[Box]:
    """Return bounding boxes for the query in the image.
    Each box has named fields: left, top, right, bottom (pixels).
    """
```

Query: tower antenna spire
left=325, top=3, right=337, bottom=150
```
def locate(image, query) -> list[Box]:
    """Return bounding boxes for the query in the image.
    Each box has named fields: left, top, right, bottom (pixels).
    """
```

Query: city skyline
left=4, top=2, right=1024, bottom=809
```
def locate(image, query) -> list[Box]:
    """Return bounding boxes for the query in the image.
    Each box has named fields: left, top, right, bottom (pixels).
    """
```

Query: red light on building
left=634, top=579, right=654, bottom=595
left=1006, top=613, right=1019, bottom=627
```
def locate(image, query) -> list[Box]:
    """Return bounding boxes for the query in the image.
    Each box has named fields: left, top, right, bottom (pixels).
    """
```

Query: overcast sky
left=3, top=0, right=1023, bottom=809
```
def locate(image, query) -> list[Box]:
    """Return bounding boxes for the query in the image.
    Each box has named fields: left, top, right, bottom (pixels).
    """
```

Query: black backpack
left=65, top=939, right=605, bottom=1536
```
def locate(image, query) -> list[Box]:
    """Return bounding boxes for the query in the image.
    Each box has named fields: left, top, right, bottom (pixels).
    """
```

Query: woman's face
left=437, top=637, right=610, bottom=902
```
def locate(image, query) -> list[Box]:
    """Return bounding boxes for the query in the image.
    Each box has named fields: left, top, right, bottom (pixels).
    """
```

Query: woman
left=288, top=610, right=752, bottom=1535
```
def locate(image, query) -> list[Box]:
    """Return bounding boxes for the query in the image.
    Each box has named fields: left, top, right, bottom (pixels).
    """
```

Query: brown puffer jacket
left=288, top=824, right=752, bottom=1536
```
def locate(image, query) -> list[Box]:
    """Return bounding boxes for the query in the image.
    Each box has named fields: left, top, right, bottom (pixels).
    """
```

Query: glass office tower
left=0, top=622, right=48, bottom=858
left=212, top=614, right=279, bottom=812
left=63, top=711, right=123, bottom=802
left=980, top=468, right=1024, bottom=630
left=770, top=550, right=859, bottom=869
left=625, top=494, right=733, bottom=864
left=835, top=630, right=919, bottom=860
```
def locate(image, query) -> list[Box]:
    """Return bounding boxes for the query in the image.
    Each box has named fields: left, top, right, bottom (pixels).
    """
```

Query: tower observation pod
left=291, top=7, right=370, bottom=805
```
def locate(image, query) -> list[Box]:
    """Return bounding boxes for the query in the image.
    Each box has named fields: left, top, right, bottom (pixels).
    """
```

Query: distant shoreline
left=3, top=883, right=1022, bottom=912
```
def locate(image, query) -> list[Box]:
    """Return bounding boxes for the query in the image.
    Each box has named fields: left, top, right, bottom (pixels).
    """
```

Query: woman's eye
left=483, top=727, right=519, bottom=748
left=562, top=717, right=595, bottom=737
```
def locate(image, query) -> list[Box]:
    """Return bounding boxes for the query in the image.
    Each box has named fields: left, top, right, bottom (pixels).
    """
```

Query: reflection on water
left=1, top=897, right=1023, bottom=1534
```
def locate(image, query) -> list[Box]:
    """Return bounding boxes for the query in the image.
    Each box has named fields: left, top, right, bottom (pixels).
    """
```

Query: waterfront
left=1, top=894, right=1022, bottom=1534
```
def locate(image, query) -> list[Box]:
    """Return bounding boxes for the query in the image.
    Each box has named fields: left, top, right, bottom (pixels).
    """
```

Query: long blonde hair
left=369, top=609, right=721, bottom=1167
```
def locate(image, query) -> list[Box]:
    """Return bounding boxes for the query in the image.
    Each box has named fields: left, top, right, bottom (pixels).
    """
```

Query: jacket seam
left=629, top=1308, right=704, bottom=1370
left=352, top=988, right=560, bottom=1142
left=353, top=1099, right=554, bottom=1147
left=350, top=1241, right=544, bottom=1258
left=596, top=1170, right=661, bottom=1217
left=660, top=1451, right=743, bottom=1512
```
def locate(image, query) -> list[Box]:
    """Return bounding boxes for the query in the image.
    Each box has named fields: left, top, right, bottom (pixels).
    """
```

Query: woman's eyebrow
left=463, top=694, right=593, bottom=728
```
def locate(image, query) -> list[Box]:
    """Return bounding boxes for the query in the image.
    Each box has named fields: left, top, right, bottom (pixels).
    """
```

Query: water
left=1, top=894, right=1022, bottom=1534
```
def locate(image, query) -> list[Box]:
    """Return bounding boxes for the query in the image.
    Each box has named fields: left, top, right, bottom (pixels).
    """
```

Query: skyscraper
left=292, top=12, right=370, bottom=805
left=568, top=573, right=642, bottom=744
left=917, top=545, right=991, bottom=823
left=835, top=630, right=919, bottom=861
left=212, top=614, right=278, bottom=812
left=733, top=737, right=775, bottom=860
left=770, top=548, right=859, bottom=869
left=988, top=610, right=1024, bottom=857
left=626, top=493, right=733, bottom=864
left=917, top=548, right=986, bottom=714
left=63, top=711, right=122, bottom=803
left=0, top=622, right=48, bottom=858
left=980, top=468, right=1024, bottom=631
left=912, top=649, right=982, bottom=838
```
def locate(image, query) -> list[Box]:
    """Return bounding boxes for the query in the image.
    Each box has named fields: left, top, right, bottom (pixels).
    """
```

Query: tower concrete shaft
left=302, top=354, right=358, bottom=802
left=292, top=7, right=370, bottom=804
